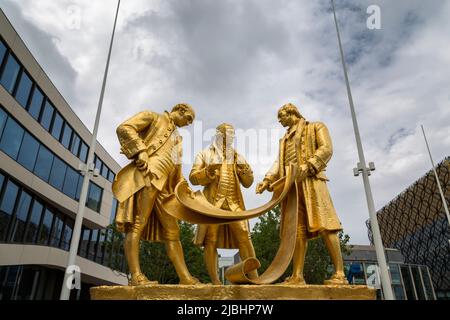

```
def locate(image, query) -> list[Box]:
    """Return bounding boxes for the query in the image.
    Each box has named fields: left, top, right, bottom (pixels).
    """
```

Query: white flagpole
left=421, top=125, right=450, bottom=242
left=330, top=0, right=394, bottom=300
left=60, top=0, right=121, bottom=300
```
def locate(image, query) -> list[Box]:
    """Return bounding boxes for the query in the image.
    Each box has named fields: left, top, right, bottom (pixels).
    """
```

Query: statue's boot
left=128, top=272, right=159, bottom=286
left=282, top=275, right=306, bottom=285
left=323, top=272, right=349, bottom=285
left=125, top=231, right=158, bottom=286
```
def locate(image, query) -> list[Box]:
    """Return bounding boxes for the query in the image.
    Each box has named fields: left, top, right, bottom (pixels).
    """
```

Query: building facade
left=368, top=157, right=450, bottom=300
left=344, top=245, right=436, bottom=300
left=0, top=8, right=127, bottom=300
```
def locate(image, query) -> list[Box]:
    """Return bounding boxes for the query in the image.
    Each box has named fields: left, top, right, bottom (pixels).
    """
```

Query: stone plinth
left=90, top=284, right=376, bottom=300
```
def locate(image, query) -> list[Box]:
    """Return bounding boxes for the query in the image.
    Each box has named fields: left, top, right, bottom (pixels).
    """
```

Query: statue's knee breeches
left=229, top=221, right=252, bottom=244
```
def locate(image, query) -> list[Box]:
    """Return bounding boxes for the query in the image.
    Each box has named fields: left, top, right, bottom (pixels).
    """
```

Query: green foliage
left=105, top=222, right=209, bottom=284
left=251, top=206, right=352, bottom=284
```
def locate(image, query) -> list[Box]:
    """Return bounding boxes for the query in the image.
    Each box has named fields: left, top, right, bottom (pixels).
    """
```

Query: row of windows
left=0, top=38, right=115, bottom=183
left=0, top=171, right=125, bottom=273
left=0, top=106, right=102, bottom=212
left=345, top=261, right=435, bottom=300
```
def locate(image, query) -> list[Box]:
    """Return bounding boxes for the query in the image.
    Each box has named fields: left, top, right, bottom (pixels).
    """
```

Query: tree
left=251, top=206, right=352, bottom=284
left=105, top=222, right=210, bottom=284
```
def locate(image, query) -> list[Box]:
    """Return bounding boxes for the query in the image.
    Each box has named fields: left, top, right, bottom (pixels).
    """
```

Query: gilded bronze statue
left=110, top=101, right=348, bottom=287
left=189, top=123, right=258, bottom=284
left=112, top=103, right=200, bottom=286
left=256, top=103, right=348, bottom=285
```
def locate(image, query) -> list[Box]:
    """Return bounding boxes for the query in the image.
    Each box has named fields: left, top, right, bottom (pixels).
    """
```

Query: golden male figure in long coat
left=112, top=103, right=200, bottom=286
left=256, top=103, right=348, bottom=285
left=190, top=123, right=258, bottom=284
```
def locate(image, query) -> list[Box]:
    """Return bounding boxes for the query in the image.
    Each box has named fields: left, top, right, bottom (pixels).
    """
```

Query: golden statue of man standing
left=190, top=123, right=258, bottom=284
left=112, top=103, right=200, bottom=286
left=256, top=103, right=348, bottom=285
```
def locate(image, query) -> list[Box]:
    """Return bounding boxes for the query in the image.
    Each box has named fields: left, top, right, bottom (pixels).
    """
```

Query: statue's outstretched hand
left=256, top=180, right=272, bottom=194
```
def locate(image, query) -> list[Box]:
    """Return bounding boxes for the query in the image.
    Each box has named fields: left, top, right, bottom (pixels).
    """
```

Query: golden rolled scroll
left=160, top=165, right=298, bottom=284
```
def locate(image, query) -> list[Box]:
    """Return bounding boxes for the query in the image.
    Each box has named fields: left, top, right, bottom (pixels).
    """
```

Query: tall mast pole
left=330, top=0, right=394, bottom=300
left=60, top=0, right=121, bottom=300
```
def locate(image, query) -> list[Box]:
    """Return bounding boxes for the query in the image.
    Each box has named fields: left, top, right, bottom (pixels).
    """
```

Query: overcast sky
left=1, top=0, right=449, bottom=248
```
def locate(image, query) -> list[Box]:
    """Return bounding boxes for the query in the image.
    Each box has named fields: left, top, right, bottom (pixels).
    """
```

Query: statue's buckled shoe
left=129, top=273, right=158, bottom=286
left=281, top=276, right=306, bottom=285
left=323, top=273, right=349, bottom=285
left=179, top=276, right=201, bottom=285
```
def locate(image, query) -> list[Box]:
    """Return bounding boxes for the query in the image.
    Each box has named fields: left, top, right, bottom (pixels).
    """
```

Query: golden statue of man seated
left=189, top=123, right=258, bottom=284
left=112, top=103, right=200, bottom=286
left=256, top=103, right=348, bottom=285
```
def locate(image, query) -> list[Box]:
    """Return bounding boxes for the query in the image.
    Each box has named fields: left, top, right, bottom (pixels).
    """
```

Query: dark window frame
left=13, top=68, right=33, bottom=109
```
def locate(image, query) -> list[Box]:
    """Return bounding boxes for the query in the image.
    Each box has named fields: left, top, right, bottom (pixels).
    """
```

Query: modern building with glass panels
left=368, top=157, right=450, bottom=300
left=0, top=8, right=127, bottom=299
left=344, top=245, right=436, bottom=300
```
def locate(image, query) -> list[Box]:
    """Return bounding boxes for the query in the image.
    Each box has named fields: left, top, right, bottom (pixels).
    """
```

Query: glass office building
left=0, top=8, right=127, bottom=299
left=368, top=157, right=450, bottom=299
left=344, top=245, right=436, bottom=300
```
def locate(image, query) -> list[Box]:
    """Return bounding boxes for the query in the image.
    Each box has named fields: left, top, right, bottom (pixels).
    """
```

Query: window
left=108, top=170, right=115, bottom=183
left=78, top=227, right=91, bottom=257
left=75, top=174, right=83, bottom=201
left=50, top=112, right=63, bottom=140
left=0, top=180, right=19, bottom=240
left=110, top=198, right=118, bottom=225
left=96, top=230, right=106, bottom=264
left=101, top=164, right=109, bottom=179
left=28, top=87, right=44, bottom=120
left=17, top=132, right=40, bottom=171
left=61, top=123, right=73, bottom=149
left=0, top=117, right=25, bottom=160
left=420, top=266, right=435, bottom=300
left=37, top=208, right=53, bottom=245
left=60, top=219, right=73, bottom=251
left=33, top=145, right=54, bottom=182
left=86, top=182, right=102, bottom=212
left=10, top=191, right=32, bottom=242
left=389, top=264, right=405, bottom=300
left=24, top=199, right=43, bottom=243
left=0, top=53, right=20, bottom=93
left=62, top=166, right=79, bottom=199
left=411, top=266, right=426, bottom=300
left=79, top=142, right=88, bottom=163
left=50, top=214, right=64, bottom=247
left=0, top=41, right=6, bottom=66
left=95, top=155, right=103, bottom=173
left=103, top=229, right=112, bottom=267
left=401, top=265, right=416, bottom=300
left=14, top=71, right=33, bottom=108
left=70, top=133, right=80, bottom=155
left=39, top=100, right=54, bottom=131
left=0, top=108, right=7, bottom=135
left=88, top=229, right=99, bottom=260
left=49, top=157, right=67, bottom=191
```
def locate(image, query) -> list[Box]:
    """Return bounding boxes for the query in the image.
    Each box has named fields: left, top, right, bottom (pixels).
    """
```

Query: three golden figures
left=112, top=102, right=348, bottom=286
